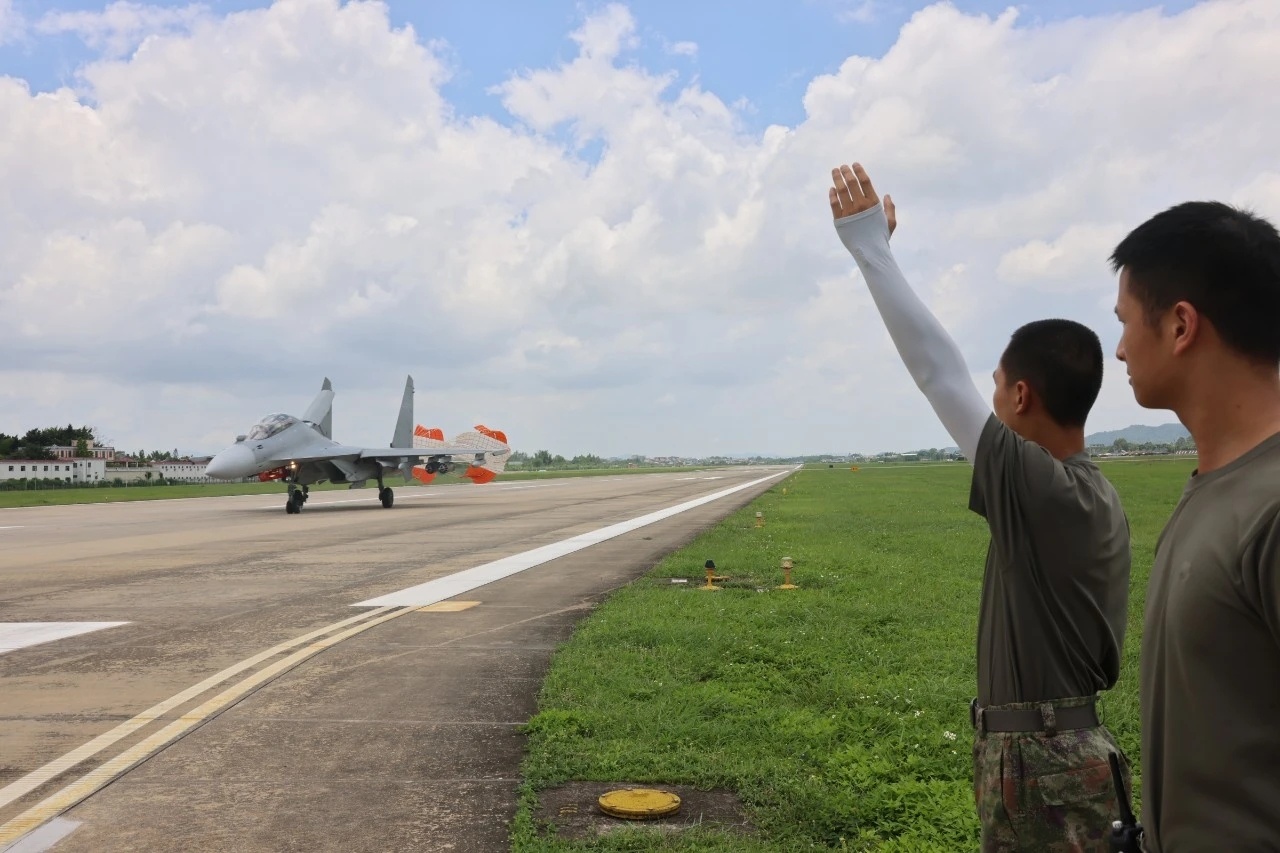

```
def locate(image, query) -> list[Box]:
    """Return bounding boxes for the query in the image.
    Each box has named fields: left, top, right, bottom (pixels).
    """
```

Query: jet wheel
left=285, top=499, right=299, bottom=514
left=380, top=487, right=394, bottom=509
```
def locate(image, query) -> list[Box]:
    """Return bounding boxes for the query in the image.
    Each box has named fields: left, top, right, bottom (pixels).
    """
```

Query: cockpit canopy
left=245, top=413, right=298, bottom=441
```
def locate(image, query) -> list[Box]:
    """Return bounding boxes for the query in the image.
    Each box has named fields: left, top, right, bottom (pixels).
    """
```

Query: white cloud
left=668, top=40, right=697, bottom=57
left=837, top=2, right=881, bottom=24
left=36, top=1, right=209, bottom=58
left=2, top=0, right=1278, bottom=458
left=0, top=0, right=22, bottom=43
left=996, top=223, right=1127, bottom=293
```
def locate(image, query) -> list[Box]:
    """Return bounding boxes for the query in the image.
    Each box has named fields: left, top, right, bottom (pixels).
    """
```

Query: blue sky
left=2, top=0, right=1265, bottom=458
left=4, top=0, right=1202, bottom=132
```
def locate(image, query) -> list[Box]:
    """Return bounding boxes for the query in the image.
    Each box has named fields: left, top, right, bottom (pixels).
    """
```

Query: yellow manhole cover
left=597, top=788, right=681, bottom=820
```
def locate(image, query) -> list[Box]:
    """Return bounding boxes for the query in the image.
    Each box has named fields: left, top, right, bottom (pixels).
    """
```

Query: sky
left=1, top=0, right=1272, bottom=459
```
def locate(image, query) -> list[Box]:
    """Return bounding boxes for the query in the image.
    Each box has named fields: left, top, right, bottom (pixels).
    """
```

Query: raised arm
left=828, top=162, right=989, bottom=462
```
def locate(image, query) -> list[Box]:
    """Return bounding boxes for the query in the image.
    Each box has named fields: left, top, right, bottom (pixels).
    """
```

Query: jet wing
left=264, top=446, right=365, bottom=466
left=264, top=444, right=493, bottom=468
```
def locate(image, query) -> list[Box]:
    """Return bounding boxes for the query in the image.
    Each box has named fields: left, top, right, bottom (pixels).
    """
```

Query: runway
left=0, top=466, right=791, bottom=852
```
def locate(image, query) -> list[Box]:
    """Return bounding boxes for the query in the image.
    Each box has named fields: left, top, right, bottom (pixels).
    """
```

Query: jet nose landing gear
left=379, top=487, right=394, bottom=508
left=285, top=485, right=309, bottom=514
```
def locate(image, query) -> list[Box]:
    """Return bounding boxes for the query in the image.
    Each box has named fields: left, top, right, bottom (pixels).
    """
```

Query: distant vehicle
left=204, top=376, right=510, bottom=514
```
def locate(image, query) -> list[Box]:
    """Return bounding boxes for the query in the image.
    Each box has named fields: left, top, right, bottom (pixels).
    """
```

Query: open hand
left=829, top=162, right=896, bottom=236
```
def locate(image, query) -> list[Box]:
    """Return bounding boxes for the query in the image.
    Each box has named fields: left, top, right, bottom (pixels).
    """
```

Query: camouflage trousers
left=972, top=697, right=1133, bottom=852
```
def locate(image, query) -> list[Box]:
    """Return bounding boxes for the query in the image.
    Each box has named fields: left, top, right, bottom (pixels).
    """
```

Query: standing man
left=828, top=161, right=1133, bottom=851
left=1110, top=200, right=1280, bottom=851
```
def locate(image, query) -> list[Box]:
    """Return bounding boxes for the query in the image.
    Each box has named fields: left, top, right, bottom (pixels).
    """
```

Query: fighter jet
left=204, top=376, right=511, bottom=514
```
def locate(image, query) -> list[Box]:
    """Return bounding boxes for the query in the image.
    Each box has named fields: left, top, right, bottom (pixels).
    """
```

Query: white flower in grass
left=944, top=730, right=958, bottom=741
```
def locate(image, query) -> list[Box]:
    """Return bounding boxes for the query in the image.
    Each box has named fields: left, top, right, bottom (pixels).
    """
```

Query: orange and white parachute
left=411, top=423, right=511, bottom=484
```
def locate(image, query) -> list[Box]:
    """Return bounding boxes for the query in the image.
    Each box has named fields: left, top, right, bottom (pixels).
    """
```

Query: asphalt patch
left=532, top=781, right=755, bottom=840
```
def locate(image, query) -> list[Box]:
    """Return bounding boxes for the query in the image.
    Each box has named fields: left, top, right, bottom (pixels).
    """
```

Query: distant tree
left=531, top=450, right=554, bottom=468
left=144, top=471, right=152, bottom=482
left=75, top=438, right=91, bottom=457
left=1112, top=438, right=1131, bottom=452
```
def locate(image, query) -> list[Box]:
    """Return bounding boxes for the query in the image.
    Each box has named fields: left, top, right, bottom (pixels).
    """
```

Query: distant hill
left=1086, top=423, right=1189, bottom=446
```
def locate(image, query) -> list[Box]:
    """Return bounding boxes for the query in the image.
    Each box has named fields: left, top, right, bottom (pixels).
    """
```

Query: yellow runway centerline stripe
left=416, top=601, right=481, bottom=612
left=0, top=605, right=415, bottom=847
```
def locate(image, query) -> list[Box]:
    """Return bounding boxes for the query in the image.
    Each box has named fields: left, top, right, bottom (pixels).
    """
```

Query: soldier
left=1109, top=200, right=1280, bottom=851
left=827, top=162, right=1133, bottom=851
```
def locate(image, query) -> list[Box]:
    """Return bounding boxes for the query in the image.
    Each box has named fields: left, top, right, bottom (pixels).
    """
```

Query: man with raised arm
left=828, top=161, right=1133, bottom=852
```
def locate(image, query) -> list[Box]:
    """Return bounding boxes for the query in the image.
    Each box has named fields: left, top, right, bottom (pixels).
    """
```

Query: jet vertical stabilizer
left=393, top=375, right=415, bottom=482
left=393, top=375, right=414, bottom=448
left=303, top=377, right=335, bottom=438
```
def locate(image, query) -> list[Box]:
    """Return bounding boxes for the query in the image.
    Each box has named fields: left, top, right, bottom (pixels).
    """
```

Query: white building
left=1, top=458, right=106, bottom=483
left=104, top=466, right=161, bottom=483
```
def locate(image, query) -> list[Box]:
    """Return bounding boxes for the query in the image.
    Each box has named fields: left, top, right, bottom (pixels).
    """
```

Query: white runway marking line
left=0, top=526, right=24, bottom=530
left=352, top=469, right=792, bottom=608
left=0, top=623, right=129, bottom=656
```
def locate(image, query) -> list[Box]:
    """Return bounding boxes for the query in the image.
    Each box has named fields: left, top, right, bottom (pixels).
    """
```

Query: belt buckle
left=1040, top=703, right=1058, bottom=737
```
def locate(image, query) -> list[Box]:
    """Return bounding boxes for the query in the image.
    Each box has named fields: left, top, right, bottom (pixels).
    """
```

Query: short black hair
left=1000, top=319, right=1103, bottom=428
left=1109, top=201, right=1280, bottom=364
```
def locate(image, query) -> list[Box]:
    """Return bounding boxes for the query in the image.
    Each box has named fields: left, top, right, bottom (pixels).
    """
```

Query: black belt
left=970, top=696, right=1099, bottom=736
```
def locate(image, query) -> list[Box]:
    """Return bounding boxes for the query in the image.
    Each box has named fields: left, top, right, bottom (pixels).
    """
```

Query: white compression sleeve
left=833, top=203, right=990, bottom=463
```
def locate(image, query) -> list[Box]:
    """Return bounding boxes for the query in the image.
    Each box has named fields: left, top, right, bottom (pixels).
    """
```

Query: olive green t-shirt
left=1139, top=431, right=1280, bottom=852
left=968, top=415, right=1132, bottom=707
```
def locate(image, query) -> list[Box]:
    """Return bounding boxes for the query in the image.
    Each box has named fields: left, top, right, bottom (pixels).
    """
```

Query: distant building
left=1, top=458, right=105, bottom=483
left=47, top=441, right=116, bottom=460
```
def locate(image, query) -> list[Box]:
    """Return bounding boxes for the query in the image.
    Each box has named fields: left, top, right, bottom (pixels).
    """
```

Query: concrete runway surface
left=0, top=467, right=791, bottom=852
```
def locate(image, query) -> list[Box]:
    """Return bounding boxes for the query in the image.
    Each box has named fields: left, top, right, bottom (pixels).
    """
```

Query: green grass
left=512, top=459, right=1194, bottom=851
left=0, top=466, right=712, bottom=508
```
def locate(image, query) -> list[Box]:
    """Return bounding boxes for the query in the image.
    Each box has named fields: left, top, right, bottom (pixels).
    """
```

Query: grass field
left=0, top=466, right=703, bottom=509
left=512, top=458, right=1195, bottom=851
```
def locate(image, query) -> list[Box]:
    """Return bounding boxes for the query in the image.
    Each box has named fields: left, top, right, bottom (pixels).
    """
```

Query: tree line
left=511, top=450, right=618, bottom=469
left=0, top=425, right=96, bottom=460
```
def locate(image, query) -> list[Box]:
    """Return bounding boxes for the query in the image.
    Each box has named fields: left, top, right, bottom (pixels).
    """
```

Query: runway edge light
left=702, top=559, right=720, bottom=591
left=778, top=556, right=798, bottom=590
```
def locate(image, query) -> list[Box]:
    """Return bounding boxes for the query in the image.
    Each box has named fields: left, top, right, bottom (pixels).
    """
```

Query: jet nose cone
left=206, top=444, right=255, bottom=480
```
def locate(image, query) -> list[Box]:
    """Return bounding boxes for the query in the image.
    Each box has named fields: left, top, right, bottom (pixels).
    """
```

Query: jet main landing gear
left=374, top=472, right=394, bottom=509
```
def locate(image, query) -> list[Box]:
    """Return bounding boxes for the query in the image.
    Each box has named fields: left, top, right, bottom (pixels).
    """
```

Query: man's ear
left=1014, top=380, right=1033, bottom=415
left=1170, top=301, right=1200, bottom=356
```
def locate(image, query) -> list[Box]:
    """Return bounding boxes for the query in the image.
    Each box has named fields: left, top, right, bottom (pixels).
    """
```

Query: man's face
left=1114, top=268, right=1174, bottom=409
